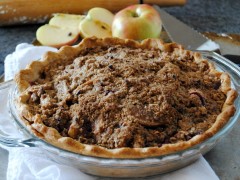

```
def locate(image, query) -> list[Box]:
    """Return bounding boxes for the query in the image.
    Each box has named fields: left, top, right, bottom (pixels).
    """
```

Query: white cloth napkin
left=1, top=43, right=219, bottom=180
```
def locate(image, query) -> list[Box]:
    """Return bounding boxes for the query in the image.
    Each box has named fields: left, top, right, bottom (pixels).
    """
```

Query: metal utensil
left=154, top=6, right=240, bottom=65
left=0, top=73, right=4, bottom=83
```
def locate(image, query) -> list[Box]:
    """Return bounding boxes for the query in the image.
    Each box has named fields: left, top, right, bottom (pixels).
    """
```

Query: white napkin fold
left=1, top=43, right=219, bottom=180
left=4, top=43, right=57, bottom=81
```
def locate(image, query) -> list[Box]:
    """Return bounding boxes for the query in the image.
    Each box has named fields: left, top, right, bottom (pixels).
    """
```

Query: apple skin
left=112, top=4, right=162, bottom=40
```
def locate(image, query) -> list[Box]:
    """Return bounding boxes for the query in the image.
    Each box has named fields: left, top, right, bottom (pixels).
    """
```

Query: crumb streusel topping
left=25, top=44, right=226, bottom=149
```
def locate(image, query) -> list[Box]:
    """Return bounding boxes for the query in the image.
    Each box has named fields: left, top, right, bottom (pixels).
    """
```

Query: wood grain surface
left=0, top=0, right=186, bottom=26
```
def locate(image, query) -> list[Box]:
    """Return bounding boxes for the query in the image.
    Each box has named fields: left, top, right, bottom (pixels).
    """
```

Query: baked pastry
left=15, top=37, right=237, bottom=158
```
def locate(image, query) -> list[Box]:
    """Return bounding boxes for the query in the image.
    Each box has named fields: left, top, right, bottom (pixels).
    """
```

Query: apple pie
left=15, top=37, right=237, bottom=158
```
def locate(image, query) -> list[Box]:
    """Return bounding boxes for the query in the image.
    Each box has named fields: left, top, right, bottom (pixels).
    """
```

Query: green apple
left=112, top=4, right=162, bottom=40
left=79, top=7, right=114, bottom=38
left=36, top=24, right=79, bottom=48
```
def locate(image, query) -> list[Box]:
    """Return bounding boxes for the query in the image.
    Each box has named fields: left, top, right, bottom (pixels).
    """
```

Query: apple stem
left=132, top=12, right=139, bottom=18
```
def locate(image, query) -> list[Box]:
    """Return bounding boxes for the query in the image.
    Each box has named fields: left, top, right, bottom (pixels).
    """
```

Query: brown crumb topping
left=25, top=45, right=226, bottom=149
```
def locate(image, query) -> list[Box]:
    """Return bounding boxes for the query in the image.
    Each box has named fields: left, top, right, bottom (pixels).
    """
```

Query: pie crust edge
left=14, top=37, right=237, bottom=158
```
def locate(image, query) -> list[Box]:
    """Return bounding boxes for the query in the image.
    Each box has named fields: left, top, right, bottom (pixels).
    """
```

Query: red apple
left=112, top=4, right=162, bottom=40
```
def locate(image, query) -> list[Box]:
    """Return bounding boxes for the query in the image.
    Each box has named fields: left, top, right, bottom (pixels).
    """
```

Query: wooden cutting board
left=204, top=32, right=240, bottom=56
left=0, top=0, right=186, bottom=26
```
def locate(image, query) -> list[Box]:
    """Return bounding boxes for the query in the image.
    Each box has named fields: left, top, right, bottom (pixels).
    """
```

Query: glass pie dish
left=0, top=51, right=239, bottom=178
